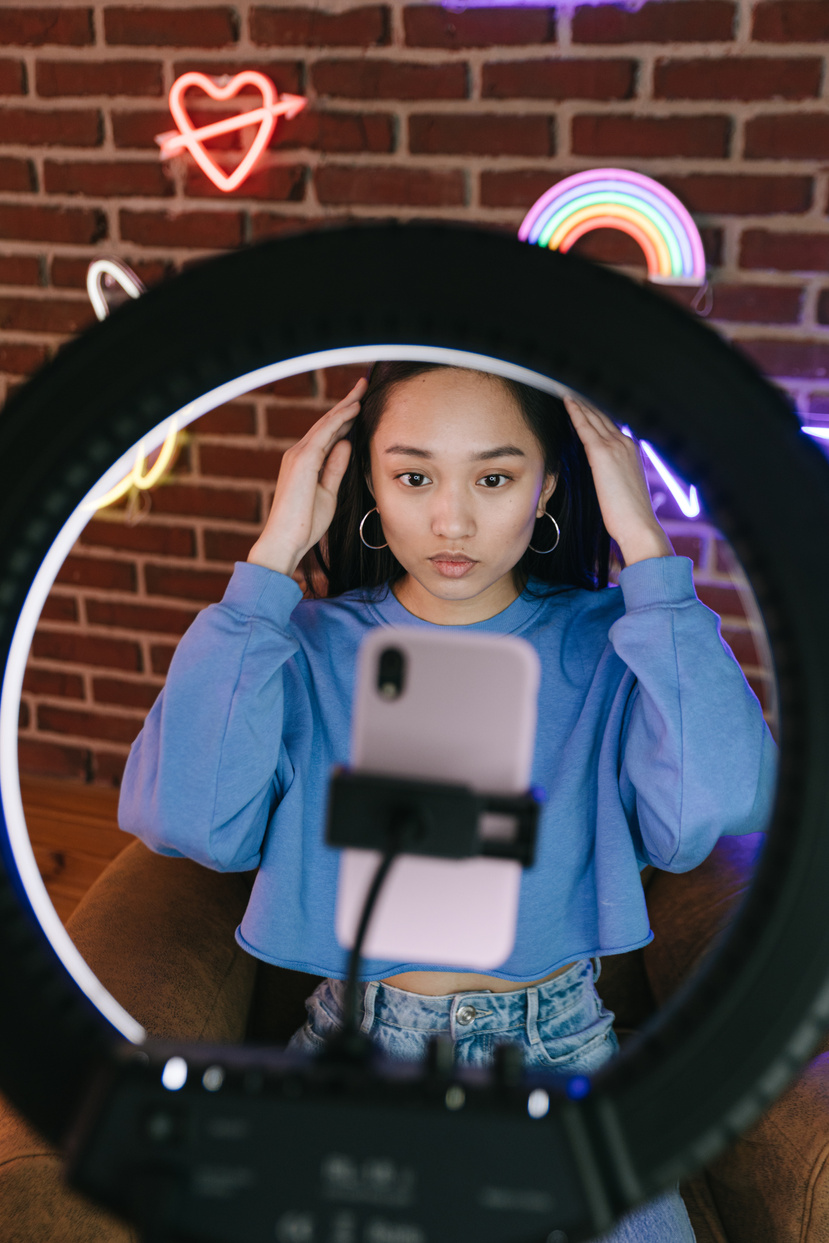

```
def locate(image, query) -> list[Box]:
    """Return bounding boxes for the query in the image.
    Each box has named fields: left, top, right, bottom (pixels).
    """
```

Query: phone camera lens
left=377, top=648, right=405, bottom=700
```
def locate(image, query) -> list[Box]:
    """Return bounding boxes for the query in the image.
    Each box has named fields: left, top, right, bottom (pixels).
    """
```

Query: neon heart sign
left=155, top=72, right=307, bottom=193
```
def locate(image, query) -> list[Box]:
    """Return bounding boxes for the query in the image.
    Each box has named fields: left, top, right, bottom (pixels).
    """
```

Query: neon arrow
left=156, top=95, right=307, bottom=158
left=155, top=72, right=307, bottom=193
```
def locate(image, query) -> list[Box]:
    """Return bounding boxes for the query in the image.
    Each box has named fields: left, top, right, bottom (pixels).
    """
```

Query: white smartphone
left=334, top=626, right=541, bottom=970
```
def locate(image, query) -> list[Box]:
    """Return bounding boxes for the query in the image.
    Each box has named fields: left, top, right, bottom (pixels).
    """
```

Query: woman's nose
left=431, top=486, right=475, bottom=540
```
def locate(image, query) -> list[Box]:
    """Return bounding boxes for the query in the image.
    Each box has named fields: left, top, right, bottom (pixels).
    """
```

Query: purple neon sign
left=629, top=424, right=828, bottom=521
left=441, top=1, right=649, bottom=8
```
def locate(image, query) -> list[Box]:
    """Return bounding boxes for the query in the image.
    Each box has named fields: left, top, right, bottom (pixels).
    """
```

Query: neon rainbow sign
left=155, top=72, right=307, bottom=193
left=519, top=168, right=706, bottom=287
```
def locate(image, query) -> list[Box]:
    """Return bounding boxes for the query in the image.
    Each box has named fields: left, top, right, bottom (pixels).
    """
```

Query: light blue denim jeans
left=286, top=959, right=695, bottom=1242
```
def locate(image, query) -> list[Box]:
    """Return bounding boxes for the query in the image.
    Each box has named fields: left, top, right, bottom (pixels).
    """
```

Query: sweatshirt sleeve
left=118, top=561, right=304, bottom=872
left=608, top=556, right=778, bottom=872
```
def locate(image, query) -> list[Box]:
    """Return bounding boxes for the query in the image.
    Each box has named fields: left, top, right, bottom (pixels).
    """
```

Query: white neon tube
left=86, top=259, right=145, bottom=323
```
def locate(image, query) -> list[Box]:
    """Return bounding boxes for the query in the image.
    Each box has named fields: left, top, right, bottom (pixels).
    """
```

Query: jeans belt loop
left=361, top=980, right=379, bottom=1035
left=526, top=985, right=541, bottom=1045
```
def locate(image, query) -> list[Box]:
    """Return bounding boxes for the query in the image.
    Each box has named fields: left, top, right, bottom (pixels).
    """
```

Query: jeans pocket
left=529, top=998, right=618, bottom=1074
left=530, top=1025, right=617, bottom=1074
left=286, top=982, right=345, bottom=1055
left=285, top=1020, right=328, bottom=1056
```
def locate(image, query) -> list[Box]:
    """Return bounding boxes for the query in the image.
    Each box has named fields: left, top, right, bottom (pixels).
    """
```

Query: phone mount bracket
left=325, top=767, right=541, bottom=866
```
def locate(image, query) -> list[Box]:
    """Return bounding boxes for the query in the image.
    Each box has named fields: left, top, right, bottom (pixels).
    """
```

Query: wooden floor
left=19, top=777, right=134, bottom=924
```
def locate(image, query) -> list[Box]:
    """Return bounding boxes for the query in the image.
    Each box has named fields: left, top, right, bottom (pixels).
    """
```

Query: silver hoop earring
left=528, top=512, right=561, bottom=554
left=359, top=507, right=388, bottom=550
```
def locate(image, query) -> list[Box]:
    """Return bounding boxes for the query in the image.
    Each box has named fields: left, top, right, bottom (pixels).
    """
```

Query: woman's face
left=367, top=368, right=557, bottom=625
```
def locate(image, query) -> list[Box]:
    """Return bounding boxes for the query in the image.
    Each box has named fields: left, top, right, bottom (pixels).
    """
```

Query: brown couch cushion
left=600, top=839, right=765, bottom=1243
left=67, top=839, right=256, bottom=1043
left=704, top=1036, right=829, bottom=1243
left=0, top=1102, right=137, bottom=1243
left=640, top=832, right=829, bottom=1242
left=644, top=833, right=765, bottom=1006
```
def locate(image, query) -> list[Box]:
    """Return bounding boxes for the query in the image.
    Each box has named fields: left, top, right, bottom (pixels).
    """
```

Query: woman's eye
left=398, top=472, right=430, bottom=487
left=479, top=473, right=510, bottom=488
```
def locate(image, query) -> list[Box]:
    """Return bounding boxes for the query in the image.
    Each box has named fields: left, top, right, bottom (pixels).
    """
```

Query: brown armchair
left=1, top=831, right=827, bottom=1243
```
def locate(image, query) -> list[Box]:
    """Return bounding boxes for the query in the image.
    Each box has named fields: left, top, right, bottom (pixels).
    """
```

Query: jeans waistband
left=352, top=959, right=598, bottom=1037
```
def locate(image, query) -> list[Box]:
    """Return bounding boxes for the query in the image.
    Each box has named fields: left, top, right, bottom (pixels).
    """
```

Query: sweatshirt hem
left=235, top=927, right=655, bottom=981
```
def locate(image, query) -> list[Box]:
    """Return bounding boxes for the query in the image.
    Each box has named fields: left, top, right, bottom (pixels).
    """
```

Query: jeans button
left=456, top=1004, right=477, bottom=1026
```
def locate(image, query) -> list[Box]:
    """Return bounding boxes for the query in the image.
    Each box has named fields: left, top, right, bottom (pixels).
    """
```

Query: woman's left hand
left=563, top=395, right=674, bottom=566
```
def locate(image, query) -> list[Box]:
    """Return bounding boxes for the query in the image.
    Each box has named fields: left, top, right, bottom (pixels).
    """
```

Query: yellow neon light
left=93, top=422, right=179, bottom=512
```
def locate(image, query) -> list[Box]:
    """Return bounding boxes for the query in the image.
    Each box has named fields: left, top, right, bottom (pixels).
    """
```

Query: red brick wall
left=4, top=0, right=826, bottom=783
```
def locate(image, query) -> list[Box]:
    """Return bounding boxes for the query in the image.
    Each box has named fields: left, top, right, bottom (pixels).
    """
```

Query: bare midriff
left=380, top=962, right=576, bottom=996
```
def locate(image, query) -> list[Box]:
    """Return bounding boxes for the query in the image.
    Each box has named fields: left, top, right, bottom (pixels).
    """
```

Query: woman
left=120, top=362, right=776, bottom=1241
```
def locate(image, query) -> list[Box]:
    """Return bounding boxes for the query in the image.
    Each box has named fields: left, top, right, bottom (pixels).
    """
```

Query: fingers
left=253, top=379, right=367, bottom=575
left=318, top=437, right=352, bottom=496
left=284, top=377, right=365, bottom=474
left=326, top=376, right=367, bottom=421
left=315, top=375, right=367, bottom=449
left=564, top=395, right=646, bottom=467
left=564, top=395, right=626, bottom=443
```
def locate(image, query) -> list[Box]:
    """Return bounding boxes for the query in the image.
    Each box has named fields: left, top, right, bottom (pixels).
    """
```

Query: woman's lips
left=429, top=555, right=476, bottom=579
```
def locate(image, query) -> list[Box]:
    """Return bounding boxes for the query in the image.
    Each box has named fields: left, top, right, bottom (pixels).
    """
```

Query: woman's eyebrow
left=475, top=445, right=526, bottom=461
left=383, top=444, right=526, bottom=460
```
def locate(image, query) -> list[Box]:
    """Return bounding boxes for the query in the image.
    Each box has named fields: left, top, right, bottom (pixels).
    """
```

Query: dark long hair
left=305, top=361, right=610, bottom=598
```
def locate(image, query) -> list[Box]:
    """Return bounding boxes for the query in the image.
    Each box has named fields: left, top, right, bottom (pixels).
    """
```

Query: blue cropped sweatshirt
left=118, top=555, right=777, bottom=982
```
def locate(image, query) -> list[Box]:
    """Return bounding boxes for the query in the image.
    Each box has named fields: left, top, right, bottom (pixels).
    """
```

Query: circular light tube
left=0, top=344, right=569, bottom=1043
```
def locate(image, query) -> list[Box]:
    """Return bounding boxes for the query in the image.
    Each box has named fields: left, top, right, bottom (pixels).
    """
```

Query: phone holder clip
left=326, top=767, right=541, bottom=866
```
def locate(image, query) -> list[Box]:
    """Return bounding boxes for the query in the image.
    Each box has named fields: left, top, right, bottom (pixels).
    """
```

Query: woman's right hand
left=247, top=377, right=367, bottom=577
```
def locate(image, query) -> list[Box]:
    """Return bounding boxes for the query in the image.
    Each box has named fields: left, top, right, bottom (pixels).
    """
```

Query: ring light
left=1, top=224, right=828, bottom=1242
